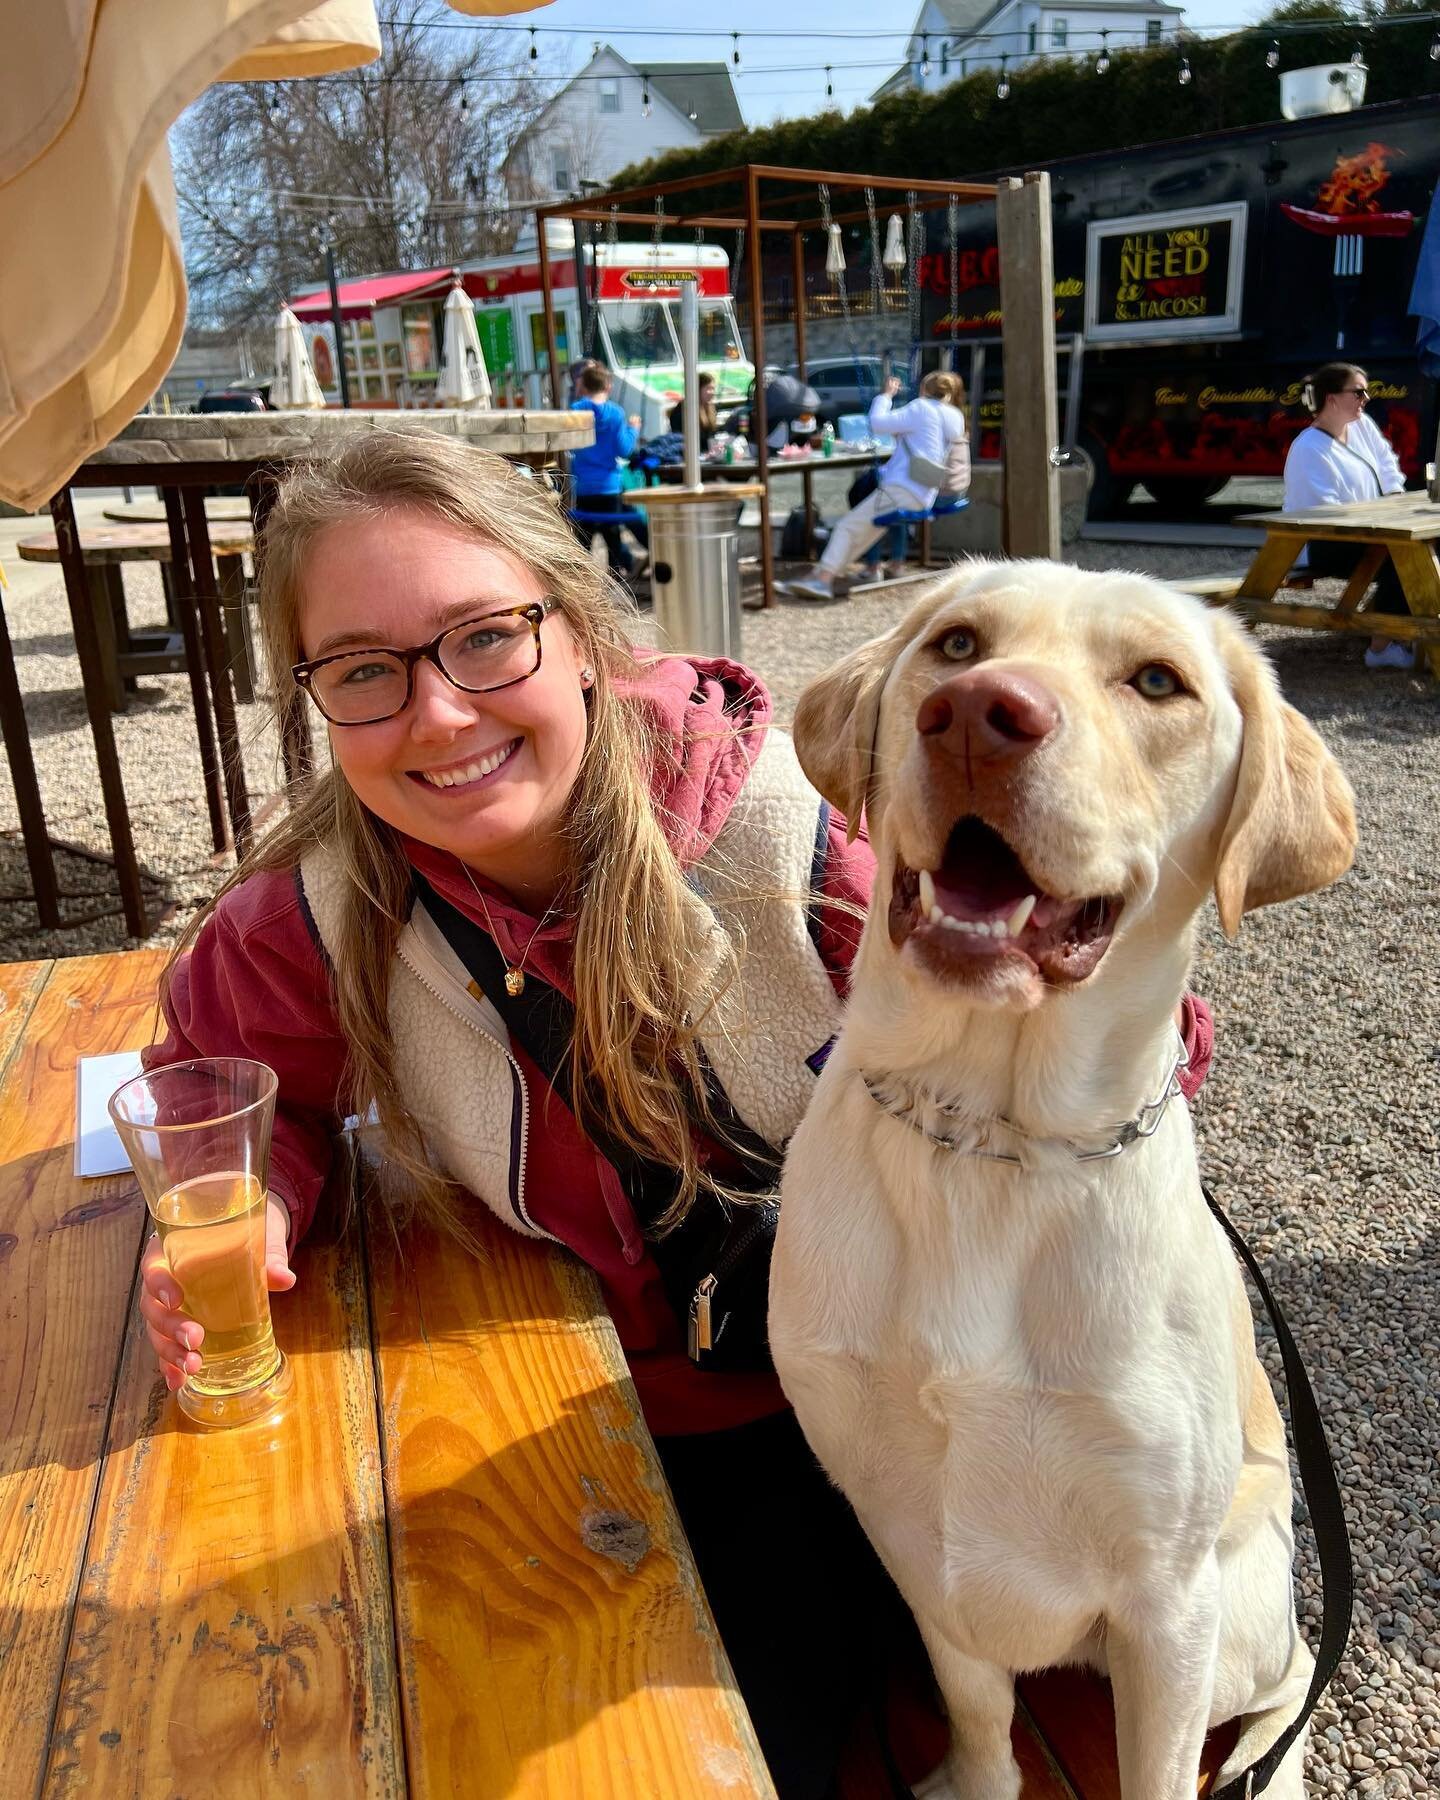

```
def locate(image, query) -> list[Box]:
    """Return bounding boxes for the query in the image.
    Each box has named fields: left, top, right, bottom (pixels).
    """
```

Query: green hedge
left=608, top=4, right=1440, bottom=197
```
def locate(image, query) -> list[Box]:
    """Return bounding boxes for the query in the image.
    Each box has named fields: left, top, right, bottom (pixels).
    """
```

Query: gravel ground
left=3, top=524, right=1437, bottom=1793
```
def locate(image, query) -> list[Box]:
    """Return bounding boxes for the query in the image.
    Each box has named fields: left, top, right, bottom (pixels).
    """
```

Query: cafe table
left=0, top=953, right=1240, bottom=1797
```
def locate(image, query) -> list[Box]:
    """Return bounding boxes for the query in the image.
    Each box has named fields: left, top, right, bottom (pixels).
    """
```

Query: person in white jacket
left=1282, top=362, right=1412, bottom=670
left=785, top=372, right=967, bottom=600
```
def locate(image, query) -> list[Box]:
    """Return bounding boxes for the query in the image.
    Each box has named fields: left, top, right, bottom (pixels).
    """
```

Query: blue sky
left=504, top=0, right=1277, bottom=125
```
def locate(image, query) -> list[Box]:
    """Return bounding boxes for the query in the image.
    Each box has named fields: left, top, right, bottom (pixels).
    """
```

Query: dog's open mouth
left=889, top=817, right=1123, bottom=985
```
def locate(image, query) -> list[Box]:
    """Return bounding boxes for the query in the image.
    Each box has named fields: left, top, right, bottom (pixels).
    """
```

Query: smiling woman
left=139, top=430, right=1034, bottom=1794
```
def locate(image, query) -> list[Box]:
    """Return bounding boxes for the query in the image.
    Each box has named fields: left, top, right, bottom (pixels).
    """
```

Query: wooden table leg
left=0, top=597, right=61, bottom=926
left=182, top=492, right=253, bottom=850
left=1335, top=544, right=1386, bottom=617
left=216, top=554, right=255, bottom=705
left=1237, top=532, right=1302, bottom=602
left=85, top=567, right=126, bottom=712
left=48, top=487, right=149, bottom=937
left=161, top=489, right=230, bottom=856
left=1388, top=540, right=1440, bottom=680
left=248, top=473, right=313, bottom=790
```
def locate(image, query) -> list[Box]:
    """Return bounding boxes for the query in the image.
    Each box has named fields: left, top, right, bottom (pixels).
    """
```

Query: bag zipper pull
left=689, top=1273, right=717, bottom=1359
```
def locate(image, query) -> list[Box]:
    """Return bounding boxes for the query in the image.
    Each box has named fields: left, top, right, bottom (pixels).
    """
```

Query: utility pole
left=325, top=242, right=352, bottom=409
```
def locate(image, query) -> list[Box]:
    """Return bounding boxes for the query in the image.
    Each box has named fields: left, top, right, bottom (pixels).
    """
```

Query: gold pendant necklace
left=458, top=861, right=558, bottom=997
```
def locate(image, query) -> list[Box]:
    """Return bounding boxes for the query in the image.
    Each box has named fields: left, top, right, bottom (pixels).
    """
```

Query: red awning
left=290, top=268, right=458, bottom=322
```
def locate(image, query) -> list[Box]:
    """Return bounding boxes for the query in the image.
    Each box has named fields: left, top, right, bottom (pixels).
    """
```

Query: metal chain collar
left=861, top=1030, right=1191, bottom=1167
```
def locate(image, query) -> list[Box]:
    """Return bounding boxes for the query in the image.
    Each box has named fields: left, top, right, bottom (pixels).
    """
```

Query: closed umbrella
left=434, top=284, right=491, bottom=409
left=273, top=305, right=326, bottom=409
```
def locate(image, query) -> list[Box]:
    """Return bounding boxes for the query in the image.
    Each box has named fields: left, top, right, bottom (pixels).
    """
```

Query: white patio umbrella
left=273, top=305, right=327, bottom=409
left=434, top=284, right=492, bottom=409
left=0, top=0, right=553, bottom=511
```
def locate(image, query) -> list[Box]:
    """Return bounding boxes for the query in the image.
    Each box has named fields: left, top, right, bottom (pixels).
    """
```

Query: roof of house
left=641, top=62, right=745, bottom=135
left=870, top=65, right=916, bottom=103
left=914, top=0, right=1182, bottom=51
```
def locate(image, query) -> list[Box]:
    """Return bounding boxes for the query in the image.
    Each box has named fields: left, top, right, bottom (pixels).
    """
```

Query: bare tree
left=174, top=0, right=552, bottom=331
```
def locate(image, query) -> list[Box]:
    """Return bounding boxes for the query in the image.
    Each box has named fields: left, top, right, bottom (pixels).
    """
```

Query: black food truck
left=919, top=96, right=1438, bottom=514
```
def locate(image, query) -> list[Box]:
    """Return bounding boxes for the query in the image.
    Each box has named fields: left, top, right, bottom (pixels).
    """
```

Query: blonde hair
left=921, top=370, right=966, bottom=407
left=165, top=433, right=739, bottom=1242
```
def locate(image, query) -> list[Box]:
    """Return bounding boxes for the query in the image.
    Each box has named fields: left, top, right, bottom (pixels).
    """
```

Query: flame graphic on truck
left=1281, top=142, right=1415, bottom=238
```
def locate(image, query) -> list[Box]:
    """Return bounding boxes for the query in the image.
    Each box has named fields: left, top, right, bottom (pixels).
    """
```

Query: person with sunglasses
left=1284, top=362, right=1412, bottom=670
left=134, top=432, right=1214, bottom=1797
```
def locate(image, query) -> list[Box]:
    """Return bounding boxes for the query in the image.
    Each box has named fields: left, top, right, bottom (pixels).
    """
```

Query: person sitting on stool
left=569, top=363, right=649, bottom=578
left=1284, top=362, right=1412, bottom=672
left=784, top=373, right=966, bottom=601
left=668, top=373, right=719, bottom=454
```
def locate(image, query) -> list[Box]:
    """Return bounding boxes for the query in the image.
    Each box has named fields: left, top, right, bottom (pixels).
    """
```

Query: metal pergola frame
left=535, top=165, right=1000, bottom=606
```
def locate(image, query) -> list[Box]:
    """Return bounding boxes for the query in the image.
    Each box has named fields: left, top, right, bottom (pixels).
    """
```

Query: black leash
left=1204, top=1183, right=1353, bottom=1797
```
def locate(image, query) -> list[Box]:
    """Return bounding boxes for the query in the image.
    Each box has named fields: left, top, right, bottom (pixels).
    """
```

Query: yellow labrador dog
left=769, top=561, right=1355, bottom=1800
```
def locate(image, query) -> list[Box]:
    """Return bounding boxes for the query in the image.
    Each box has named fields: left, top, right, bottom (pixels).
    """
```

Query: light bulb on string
left=1178, top=54, right=1191, bottom=85
left=997, top=54, right=1010, bottom=99
left=267, top=83, right=281, bottom=114
left=732, top=33, right=741, bottom=67
left=529, top=28, right=538, bottom=61
left=921, top=33, right=931, bottom=78
left=1096, top=30, right=1111, bottom=74
left=825, top=65, right=834, bottom=99
left=459, top=80, right=469, bottom=114
left=1266, top=38, right=1280, bottom=69
left=642, top=75, right=651, bottom=118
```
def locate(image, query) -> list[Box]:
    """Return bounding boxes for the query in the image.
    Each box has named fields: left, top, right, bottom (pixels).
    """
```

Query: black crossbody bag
left=413, top=875, right=783, bottom=1373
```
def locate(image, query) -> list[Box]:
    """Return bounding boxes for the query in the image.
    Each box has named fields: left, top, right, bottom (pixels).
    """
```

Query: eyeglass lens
left=311, top=613, right=539, bottom=723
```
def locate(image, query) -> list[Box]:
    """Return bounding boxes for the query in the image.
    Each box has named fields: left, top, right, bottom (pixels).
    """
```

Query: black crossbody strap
left=1204, top=1184, right=1353, bottom=1797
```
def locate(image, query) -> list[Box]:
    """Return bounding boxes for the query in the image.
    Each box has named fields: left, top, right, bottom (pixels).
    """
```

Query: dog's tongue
left=929, top=818, right=1060, bottom=928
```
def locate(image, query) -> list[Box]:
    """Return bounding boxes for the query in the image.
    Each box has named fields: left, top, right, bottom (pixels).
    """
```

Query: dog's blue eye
left=1131, top=664, right=1181, bottom=699
left=939, top=628, right=977, bottom=662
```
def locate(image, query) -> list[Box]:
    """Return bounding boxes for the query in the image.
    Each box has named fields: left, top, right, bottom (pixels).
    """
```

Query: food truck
left=290, top=231, right=753, bottom=436
left=916, top=94, right=1438, bottom=512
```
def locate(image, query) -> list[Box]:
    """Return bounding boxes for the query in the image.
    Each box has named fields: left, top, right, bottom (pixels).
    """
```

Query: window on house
left=599, top=78, right=621, bottom=114
left=1053, top=17, right=1069, bottom=47
left=1146, top=18, right=1162, bottom=43
left=551, top=151, right=571, bottom=192
left=1028, top=23, right=1037, bottom=53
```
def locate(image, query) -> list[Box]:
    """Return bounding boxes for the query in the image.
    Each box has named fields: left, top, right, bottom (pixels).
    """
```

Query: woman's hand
left=140, top=1197, right=296, bottom=1392
left=883, top=375, right=903, bottom=397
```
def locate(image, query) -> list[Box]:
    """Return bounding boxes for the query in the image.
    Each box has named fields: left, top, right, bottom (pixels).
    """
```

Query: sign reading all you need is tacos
left=1086, top=202, right=1248, bottom=343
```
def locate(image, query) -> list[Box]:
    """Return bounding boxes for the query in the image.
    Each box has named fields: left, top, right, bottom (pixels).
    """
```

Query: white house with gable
left=872, top=0, right=1185, bottom=95
left=503, top=45, right=744, bottom=205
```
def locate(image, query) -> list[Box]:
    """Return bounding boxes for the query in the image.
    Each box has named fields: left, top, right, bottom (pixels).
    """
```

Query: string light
left=733, top=32, right=741, bottom=67
left=1096, top=29, right=1111, bottom=72
left=529, top=27, right=538, bottom=60
left=921, top=33, right=931, bottom=77
left=1178, top=53, right=1192, bottom=84
left=641, top=72, right=651, bottom=117
left=267, top=83, right=280, bottom=113
left=459, top=79, right=469, bottom=113
left=996, top=52, right=1010, bottom=99
left=825, top=64, right=833, bottom=98
left=1266, top=38, right=1280, bottom=68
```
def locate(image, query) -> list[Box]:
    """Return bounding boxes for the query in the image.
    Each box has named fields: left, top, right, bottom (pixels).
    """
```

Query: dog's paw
left=911, top=1756, right=1022, bottom=1800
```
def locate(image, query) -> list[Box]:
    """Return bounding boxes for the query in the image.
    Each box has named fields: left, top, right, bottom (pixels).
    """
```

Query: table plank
left=43, top=1214, right=404, bottom=1797
left=0, top=959, right=51, bottom=1080
left=368, top=1213, right=775, bottom=1798
left=0, top=951, right=165, bottom=1785
left=18, top=523, right=254, bottom=565
left=1236, top=494, right=1440, bottom=542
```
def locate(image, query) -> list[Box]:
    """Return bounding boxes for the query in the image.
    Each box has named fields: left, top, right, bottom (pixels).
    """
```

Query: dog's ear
left=792, top=635, right=893, bottom=842
left=1212, top=619, right=1357, bottom=938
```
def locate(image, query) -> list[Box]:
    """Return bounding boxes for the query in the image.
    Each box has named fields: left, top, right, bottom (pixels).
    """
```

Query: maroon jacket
left=149, top=654, right=1214, bottom=1437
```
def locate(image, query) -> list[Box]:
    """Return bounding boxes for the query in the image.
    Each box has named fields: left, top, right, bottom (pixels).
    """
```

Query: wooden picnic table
left=17, top=520, right=258, bottom=710
left=0, top=952, right=1242, bottom=1799
left=1234, top=491, right=1440, bottom=678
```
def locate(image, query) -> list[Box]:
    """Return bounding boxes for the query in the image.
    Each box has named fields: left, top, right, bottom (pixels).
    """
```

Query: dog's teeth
left=918, top=869, right=936, bottom=917
left=1007, top=894, right=1038, bottom=938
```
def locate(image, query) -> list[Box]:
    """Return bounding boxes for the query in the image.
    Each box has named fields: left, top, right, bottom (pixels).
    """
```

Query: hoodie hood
left=403, top=654, right=773, bottom=973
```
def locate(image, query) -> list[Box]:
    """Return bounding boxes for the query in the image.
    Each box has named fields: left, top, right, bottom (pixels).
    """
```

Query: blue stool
left=566, top=506, right=650, bottom=532
left=868, top=496, right=968, bottom=571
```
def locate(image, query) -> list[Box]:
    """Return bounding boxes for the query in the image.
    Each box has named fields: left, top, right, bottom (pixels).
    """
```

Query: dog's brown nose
left=915, top=669, right=1060, bottom=758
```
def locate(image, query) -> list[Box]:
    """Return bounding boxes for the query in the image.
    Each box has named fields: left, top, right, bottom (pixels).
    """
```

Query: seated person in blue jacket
left=568, top=363, right=649, bottom=577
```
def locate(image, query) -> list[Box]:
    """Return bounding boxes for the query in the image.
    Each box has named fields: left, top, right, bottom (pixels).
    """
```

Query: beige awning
left=0, top=0, right=551, bottom=511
